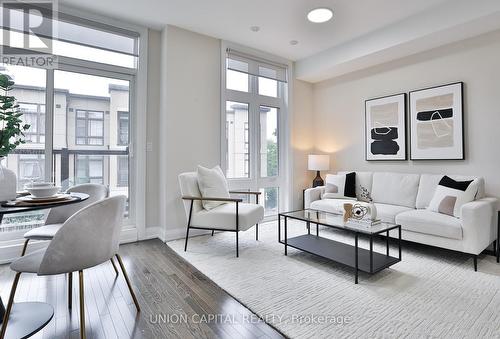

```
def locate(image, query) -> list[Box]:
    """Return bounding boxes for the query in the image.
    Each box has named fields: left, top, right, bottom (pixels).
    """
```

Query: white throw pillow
left=197, top=165, right=230, bottom=210
left=428, top=176, right=479, bottom=218
left=322, top=173, right=357, bottom=200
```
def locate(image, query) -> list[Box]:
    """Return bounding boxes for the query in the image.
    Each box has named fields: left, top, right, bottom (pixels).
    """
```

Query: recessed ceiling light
left=307, top=7, right=333, bottom=23
left=250, top=26, right=260, bottom=32
left=290, top=40, right=298, bottom=46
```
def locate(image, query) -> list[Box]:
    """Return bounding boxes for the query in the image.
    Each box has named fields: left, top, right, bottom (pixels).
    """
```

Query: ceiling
left=60, top=0, right=450, bottom=61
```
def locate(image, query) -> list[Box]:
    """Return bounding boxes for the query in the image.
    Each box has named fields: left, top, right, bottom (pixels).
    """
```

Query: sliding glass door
left=53, top=69, right=132, bottom=218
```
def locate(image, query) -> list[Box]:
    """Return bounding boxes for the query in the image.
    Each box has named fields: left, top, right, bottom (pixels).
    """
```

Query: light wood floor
left=0, top=239, right=285, bottom=339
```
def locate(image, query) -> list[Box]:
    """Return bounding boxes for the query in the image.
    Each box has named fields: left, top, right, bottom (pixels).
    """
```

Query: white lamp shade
left=308, top=154, right=329, bottom=171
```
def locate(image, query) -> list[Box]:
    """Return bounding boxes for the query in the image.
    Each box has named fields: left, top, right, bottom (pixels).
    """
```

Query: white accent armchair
left=178, top=172, right=264, bottom=257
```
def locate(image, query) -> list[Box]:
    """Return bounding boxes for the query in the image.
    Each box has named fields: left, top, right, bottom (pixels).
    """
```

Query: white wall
left=145, top=29, right=162, bottom=229
left=311, top=30, right=500, bottom=198
left=291, top=79, right=315, bottom=209
left=160, top=25, right=221, bottom=239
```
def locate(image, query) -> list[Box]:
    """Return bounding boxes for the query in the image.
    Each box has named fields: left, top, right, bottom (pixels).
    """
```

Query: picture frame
left=409, top=82, right=464, bottom=160
left=365, top=93, right=407, bottom=161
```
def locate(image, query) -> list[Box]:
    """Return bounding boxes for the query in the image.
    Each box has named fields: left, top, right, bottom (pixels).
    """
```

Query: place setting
left=2, top=182, right=80, bottom=208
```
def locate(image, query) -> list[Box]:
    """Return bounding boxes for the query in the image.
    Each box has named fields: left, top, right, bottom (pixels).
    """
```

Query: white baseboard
left=143, top=226, right=163, bottom=241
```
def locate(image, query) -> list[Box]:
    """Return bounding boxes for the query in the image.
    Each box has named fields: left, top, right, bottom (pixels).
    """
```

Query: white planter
left=0, top=157, right=16, bottom=202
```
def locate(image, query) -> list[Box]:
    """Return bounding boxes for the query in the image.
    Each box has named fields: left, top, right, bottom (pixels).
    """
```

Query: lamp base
left=312, top=171, right=324, bottom=187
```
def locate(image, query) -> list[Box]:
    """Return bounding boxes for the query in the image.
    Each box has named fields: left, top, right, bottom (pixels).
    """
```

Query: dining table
left=0, top=192, right=89, bottom=339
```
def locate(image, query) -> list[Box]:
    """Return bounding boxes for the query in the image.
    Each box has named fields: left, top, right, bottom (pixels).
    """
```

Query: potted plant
left=0, top=73, right=30, bottom=201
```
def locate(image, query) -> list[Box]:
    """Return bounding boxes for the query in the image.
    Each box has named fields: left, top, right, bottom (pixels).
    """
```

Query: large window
left=223, top=48, right=288, bottom=217
left=76, top=110, right=105, bottom=145
left=0, top=9, right=139, bottom=244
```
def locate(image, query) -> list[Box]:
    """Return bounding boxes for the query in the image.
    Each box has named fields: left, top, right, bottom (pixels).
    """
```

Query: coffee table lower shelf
left=284, top=235, right=400, bottom=280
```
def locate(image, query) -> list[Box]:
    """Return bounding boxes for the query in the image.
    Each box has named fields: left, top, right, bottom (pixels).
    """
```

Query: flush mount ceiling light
left=250, top=26, right=260, bottom=32
left=289, top=40, right=298, bottom=46
left=307, top=7, right=333, bottom=23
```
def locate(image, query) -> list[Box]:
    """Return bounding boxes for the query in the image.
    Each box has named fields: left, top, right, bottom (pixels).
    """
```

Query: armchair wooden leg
left=236, top=231, right=239, bottom=258
left=115, top=254, right=141, bottom=312
left=20, top=239, right=29, bottom=256
left=211, top=230, right=214, bottom=236
left=110, top=258, right=119, bottom=276
left=256, top=224, right=259, bottom=241
left=0, top=272, right=21, bottom=339
left=68, top=272, right=73, bottom=309
left=473, top=255, right=478, bottom=272
left=79, top=270, right=86, bottom=339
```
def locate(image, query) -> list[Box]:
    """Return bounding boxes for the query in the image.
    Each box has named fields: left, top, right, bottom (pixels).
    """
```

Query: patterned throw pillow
left=322, top=172, right=357, bottom=200
left=428, top=176, right=479, bottom=218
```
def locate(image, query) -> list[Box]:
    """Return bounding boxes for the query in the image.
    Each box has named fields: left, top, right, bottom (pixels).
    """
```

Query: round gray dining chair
left=21, top=184, right=117, bottom=309
left=21, top=183, right=109, bottom=254
left=0, top=195, right=140, bottom=339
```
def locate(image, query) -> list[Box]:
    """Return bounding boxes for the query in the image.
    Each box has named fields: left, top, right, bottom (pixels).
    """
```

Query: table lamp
left=308, top=154, right=330, bottom=187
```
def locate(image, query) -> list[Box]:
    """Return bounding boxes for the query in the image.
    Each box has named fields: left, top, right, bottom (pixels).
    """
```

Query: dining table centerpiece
left=0, top=73, right=30, bottom=202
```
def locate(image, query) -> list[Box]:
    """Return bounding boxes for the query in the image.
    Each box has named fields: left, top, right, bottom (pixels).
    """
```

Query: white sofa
left=304, top=171, right=498, bottom=269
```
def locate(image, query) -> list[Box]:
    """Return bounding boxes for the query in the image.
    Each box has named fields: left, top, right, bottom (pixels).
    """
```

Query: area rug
left=167, top=220, right=500, bottom=338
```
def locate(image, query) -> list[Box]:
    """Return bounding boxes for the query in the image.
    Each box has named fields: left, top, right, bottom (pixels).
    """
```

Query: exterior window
left=117, top=156, right=128, bottom=187
left=117, top=111, right=129, bottom=146
left=225, top=101, right=249, bottom=178
left=76, top=155, right=104, bottom=184
left=19, top=103, right=45, bottom=144
left=18, top=155, right=45, bottom=186
left=76, top=110, right=104, bottom=145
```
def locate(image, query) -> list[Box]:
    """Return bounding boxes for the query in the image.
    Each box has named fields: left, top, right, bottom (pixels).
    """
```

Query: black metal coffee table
left=278, top=209, right=402, bottom=284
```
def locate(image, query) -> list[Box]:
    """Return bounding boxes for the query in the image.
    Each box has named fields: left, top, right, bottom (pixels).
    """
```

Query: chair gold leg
left=115, top=254, right=140, bottom=312
left=20, top=239, right=29, bottom=256
left=110, top=258, right=119, bottom=276
left=0, top=272, right=21, bottom=339
left=68, top=272, right=73, bottom=309
left=79, top=270, right=86, bottom=339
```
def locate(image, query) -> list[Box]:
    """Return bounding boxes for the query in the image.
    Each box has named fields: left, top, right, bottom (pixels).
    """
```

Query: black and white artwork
left=410, top=82, right=464, bottom=160
left=365, top=93, right=407, bottom=161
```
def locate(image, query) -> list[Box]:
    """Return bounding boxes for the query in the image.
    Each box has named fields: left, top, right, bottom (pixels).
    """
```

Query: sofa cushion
left=371, top=172, right=420, bottom=208
left=322, top=173, right=357, bottom=200
left=416, top=174, right=485, bottom=209
left=191, top=203, right=264, bottom=231
left=338, top=171, right=373, bottom=200
left=310, top=199, right=348, bottom=215
left=395, top=210, right=463, bottom=240
left=374, top=203, right=413, bottom=224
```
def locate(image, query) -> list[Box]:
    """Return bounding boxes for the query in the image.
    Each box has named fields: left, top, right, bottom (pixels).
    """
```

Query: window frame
left=220, top=42, right=292, bottom=220
left=0, top=6, right=149, bottom=247
left=75, top=109, right=105, bottom=146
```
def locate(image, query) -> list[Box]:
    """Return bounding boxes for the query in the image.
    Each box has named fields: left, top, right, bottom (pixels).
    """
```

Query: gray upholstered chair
left=21, top=183, right=109, bottom=254
left=178, top=172, right=264, bottom=257
left=0, top=196, right=139, bottom=339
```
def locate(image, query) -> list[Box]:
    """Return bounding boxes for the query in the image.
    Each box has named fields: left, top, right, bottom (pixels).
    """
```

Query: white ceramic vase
left=0, top=157, right=16, bottom=202
left=367, top=202, right=378, bottom=221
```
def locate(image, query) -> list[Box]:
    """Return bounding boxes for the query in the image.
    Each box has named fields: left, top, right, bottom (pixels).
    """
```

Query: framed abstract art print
left=409, top=82, right=464, bottom=160
left=365, top=93, right=407, bottom=161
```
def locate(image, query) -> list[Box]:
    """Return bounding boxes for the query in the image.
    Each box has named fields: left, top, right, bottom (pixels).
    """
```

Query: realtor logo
left=1, top=0, right=57, bottom=67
